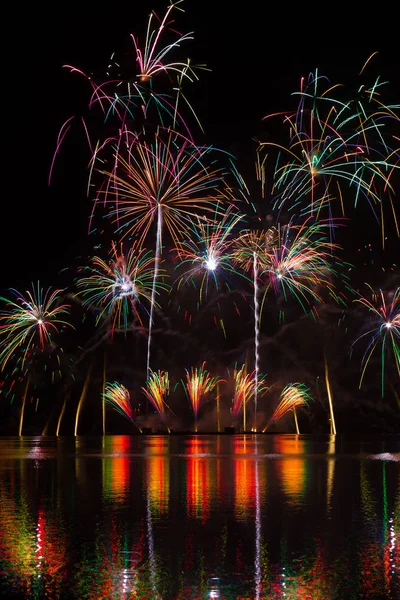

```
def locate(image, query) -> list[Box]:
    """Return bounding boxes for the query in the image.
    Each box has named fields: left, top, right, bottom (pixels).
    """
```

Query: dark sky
left=3, top=1, right=399, bottom=289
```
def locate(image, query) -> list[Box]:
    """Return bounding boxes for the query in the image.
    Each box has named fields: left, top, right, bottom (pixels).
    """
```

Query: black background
left=3, top=1, right=399, bottom=289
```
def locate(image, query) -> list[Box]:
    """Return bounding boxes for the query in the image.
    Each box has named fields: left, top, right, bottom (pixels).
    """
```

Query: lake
left=0, top=434, right=398, bottom=599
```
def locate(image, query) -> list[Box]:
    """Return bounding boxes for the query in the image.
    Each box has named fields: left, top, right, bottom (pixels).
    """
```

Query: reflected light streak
left=146, top=489, right=159, bottom=599
left=35, top=512, right=44, bottom=576
left=275, top=437, right=307, bottom=506
left=102, top=437, right=131, bottom=502
left=326, top=436, right=336, bottom=514
left=147, top=438, right=170, bottom=515
left=388, top=514, right=397, bottom=583
left=0, top=488, right=68, bottom=597
left=254, top=455, right=261, bottom=600
left=233, top=437, right=255, bottom=519
left=186, top=438, right=211, bottom=521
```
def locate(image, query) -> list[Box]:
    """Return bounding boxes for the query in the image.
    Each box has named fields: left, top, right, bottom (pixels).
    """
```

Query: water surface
left=0, top=434, right=398, bottom=599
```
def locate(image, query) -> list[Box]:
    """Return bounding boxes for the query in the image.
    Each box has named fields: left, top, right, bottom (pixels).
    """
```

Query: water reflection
left=102, top=436, right=131, bottom=502
left=0, top=491, right=68, bottom=597
left=254, top=445, right=261, bottom=600
left=0, top=434, right=398, bottom=599
left=185, top=438, right=212, bottom=521
left=146, top=436, right=170, bottom=516
left=326, top=435, right=335, bottom=514
left=233, top=436, right=257, bottom=520
left=274, top=435, right=308, bottom=506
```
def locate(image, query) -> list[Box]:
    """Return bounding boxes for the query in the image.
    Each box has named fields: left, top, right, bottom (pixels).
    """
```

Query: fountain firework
left=142, top=370, right=171, bottom=431
left=182, top=362, right=221, bottom=432
left=265, top=383, right=312, bottom=432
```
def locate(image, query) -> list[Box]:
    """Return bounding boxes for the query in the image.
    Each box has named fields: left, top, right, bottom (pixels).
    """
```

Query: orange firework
left=182, top=362, right=222, bottom=431
left=232, top=364, right=269, bottom=419
left=142, top=370, right=171, bottom=430
left=265, top=383, right=312, bottom=432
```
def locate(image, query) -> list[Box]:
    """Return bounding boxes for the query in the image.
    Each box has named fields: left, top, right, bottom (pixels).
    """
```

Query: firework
left=0, top=283, right=72, bottom=372
left=124, top=1, right=206, bottom=132
left=231, top=229, right=277, bottom=429
left=172, top=205, right=246, bottom=335
left=231, top=218, right=346, bottom=430
left=18, top=375, right=30, bottom=436
left=96, top=128, right=233, bottom=374
left=173, top=205, right=245, bottom=300
left=232, top=364, right=269, bottom=419
left=182, top=362, right=221, bottom=431
left=103, top=382, right=139, bottom=428
left=231, top=229, right=278, bottom=273
left=76, top=241, right=164, bottom=335
left=258, top=65, right=399, bottom=232
left=324, top=351, right=337, bottom=435
left=74, top=366, right=92, bottom=436
left=352, top=286, right=399, bottom=396
left=97, top=129, right=231, bottom=247
left=142, top=370, right=170, bottom=430
left=262, top=218, right=349, bottom=311
left=51, top=2, right=207, bottom=185
left=56, top=393, right=69, bottom=436
left=131, top=1, right=198, bottom=83
left=266, top=383, right=312, bottom=432
left=233, top=219, right=349, bottom=315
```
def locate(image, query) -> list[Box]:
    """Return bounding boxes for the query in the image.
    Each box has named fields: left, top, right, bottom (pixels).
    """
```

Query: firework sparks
left=51, top=2, right=208, bottom=185
left=352, top=286, right=399, bottom=396
left=182, top=362, right=221, bottom=431
left=233, top=219, right=349, bottom=313
left=0, top=283, right=72, bottom=372
left=258, top=66, right=399, bottom=232
left=231, top=229, right=278, bottom=429
left=263, top=218, right=350, bottom=311
left=132, top=1, right=195, bottom=82
left=173, top=205, right=245, bottom=302
left=142, top=370, right=171, bottom=430
left=232, top=218, right=347, bottom=428
left=76, top=241, right=165, bottom=335
left=266, top=383, right=312, bottom=431
left=103, top=382, right=139, bottom=427
left=232, top=364, right=269, bottom=419
left=97, top=129, right=231, bottom=247
left=96, top=128, right=233, bottom=373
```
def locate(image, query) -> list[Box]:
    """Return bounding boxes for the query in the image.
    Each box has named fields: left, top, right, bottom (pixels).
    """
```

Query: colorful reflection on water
left=0, top=434, right=398, bottom=599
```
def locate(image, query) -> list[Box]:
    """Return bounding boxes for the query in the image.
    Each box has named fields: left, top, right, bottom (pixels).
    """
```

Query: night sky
left=3, top=1, right=399, bottom=288
left=0, top=2, right=399, bottom=434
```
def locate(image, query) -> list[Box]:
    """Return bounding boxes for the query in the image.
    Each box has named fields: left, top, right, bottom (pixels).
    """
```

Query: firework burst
left=0, top=283, right=72, bottom=372
left=142, top=369, right=171, bottom=430
left=96, top=128, right=234, bottom=373
left=76, top=241, right=165, bottom=335
left=233, top=218, right=349, bottom=313
left=263, top=218, right=350, bottom=311
left=96, top=129, right=232, bottom=247
left=173, top=205, right=245, bottom=302
left=352, top=286, right=399, bottom=396
left=132, top=1, right=197, bottom=83
left=50, top=2, right=207, bottom=185
left=172, top=205, right=246, bottom=335
left=258, top=65, right=399, bottom=232
left=127, top=0, right=205, bottom=131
